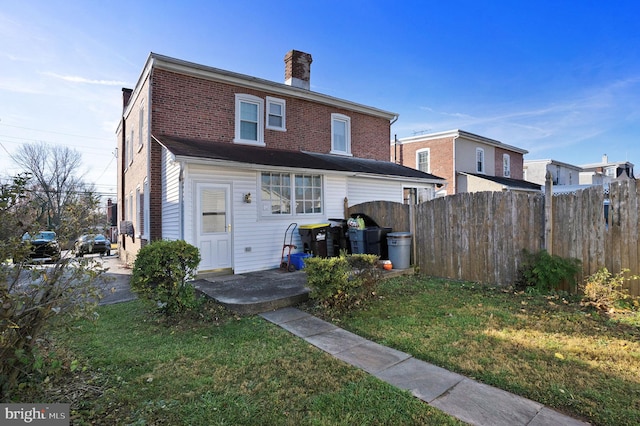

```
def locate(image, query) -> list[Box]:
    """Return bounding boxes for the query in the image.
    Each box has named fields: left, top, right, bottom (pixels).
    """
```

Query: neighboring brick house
left=117, top=51, right=444, bottom=273
left=391, top=129, right=539, bottom=195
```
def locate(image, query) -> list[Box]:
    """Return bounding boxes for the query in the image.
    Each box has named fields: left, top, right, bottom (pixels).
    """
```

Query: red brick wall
left=396, top=137, right=455, bottom=190
left=151, top=69, right=391, bottom=160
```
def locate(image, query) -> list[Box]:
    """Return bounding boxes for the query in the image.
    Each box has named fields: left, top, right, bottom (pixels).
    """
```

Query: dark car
left=22, top=231, right=61, bottom=263
left=75, top=234, right=111, bottom=257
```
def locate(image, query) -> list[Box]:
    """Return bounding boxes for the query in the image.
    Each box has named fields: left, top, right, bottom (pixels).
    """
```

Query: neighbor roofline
left=393, top=129, right=528, bottom=155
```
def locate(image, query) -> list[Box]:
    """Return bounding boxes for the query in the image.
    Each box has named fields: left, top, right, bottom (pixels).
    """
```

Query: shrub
left=1, top=174, right=106, bottom=401
left=516, top=249, right=582, bottom=293
left=304, top=253, right=380, bottom=311
left=581, top=268, right=637, bottom=312
left=130, top=240, right=201, bottom=316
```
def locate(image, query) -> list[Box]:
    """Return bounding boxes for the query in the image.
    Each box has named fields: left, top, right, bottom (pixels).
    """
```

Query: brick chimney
left=122, top=88, right=133, bottom=110
left=284, top=50, right=312, bottom=90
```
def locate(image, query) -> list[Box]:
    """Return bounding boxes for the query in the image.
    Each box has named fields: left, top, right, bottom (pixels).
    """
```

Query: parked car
left=75, top=234, right=111, bottom=257
left=22, top=231, right=61, bottom=263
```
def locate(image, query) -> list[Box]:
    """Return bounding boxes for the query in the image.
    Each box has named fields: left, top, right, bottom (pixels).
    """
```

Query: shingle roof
left=465, top=172, right=541, bottom=191
left=154, top=135, right=445, bottom=182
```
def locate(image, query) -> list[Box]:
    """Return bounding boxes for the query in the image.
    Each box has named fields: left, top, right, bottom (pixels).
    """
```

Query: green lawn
left=47, top=300, right=462, bottom=425
left=306, top=276, right=640, bottom=426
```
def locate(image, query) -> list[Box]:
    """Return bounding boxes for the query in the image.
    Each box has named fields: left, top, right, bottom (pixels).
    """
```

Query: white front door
left=197, top=184, right=232, bottom=271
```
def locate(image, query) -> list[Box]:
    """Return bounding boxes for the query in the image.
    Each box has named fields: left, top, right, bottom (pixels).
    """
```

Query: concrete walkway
left=260, top=307, right=590, bottom=426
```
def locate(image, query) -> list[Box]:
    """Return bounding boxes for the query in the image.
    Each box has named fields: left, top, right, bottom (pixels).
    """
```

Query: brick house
left=391, top=129, right=539, bottom=195
left=117, top=51, right=444, bottom=273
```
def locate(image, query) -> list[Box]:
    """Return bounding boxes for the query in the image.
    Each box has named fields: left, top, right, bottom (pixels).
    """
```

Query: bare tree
left=13, top=142, right=104, bottom=240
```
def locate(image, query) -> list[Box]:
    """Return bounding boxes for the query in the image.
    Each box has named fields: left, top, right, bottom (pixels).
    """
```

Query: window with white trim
left=138, top=104, right=145, bottom=151
left=128, top=192, right=133, bottom=224
left=416, top=148, right=430, bottom=173
left=260, top=172, right=323, bottom=216
left=128, top=129, right=134, bottom=165
left=476, top=148, right=485, bottom=174
left=234, top=94, right=264, bottom=145
left=266, top=97, right=286, bottom=131
left=503, top=154, right=511, bottom=177
left=331, top=113, right=351, bottom=155
left=295, top=174, right=322, bottom=214
left=124, top=136, right=131, bottom=169
left=143, top=178, right=149, bottom=238
left=136, top=186, right=143, bottom=237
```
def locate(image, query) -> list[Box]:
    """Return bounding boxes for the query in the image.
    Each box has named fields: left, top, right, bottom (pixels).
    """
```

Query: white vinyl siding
left=161, top=148, right=182, bottom=241
left=347, top=177, right=403, bottom=205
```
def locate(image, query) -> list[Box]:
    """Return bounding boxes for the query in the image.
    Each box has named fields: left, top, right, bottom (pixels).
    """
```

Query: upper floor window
left=266, top=97, right=286, bottom=131
left=416, top=148, right=430, bottom=173
left=331, top=113, right=351, bottom=155
left=234, top=94, right=264, bottom=146
left=503, top=154, right=511, bottom=177
left=476, top=148, right=485, bottom=174
left=138, top=104, right=145, bottom=151
left=127, top=129, right=134, bottom=166
left=124, top=136, right=131, bottom=169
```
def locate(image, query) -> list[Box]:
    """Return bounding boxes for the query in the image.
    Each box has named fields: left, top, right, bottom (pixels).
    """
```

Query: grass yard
left=305, top=276, right=640, bottom=426
left=42, top=299, right=462, bottom=425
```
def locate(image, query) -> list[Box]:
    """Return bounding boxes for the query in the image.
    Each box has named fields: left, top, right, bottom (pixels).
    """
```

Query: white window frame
left=135, top=186, right=141, bottom=237
left=138, top=103, right=145, bottom=152
left=476, top=148, right=485, bottom=174
left=503, top=153, right=511, bottom=177
left=128, top=192, right=133, bottom=223
left=124, top=136, right=131, bottom=170
left=416, top=148, right=430, bottom=173
left=265, top=96, right=286, bottom=131
left=259, top=171, right=323, bottom=217
left=128, top=129, right=134, bottom=166
left=143, top=178, right=150, bottom=238
left=234, top=94, right=265, bottom=146
left=331, top=113, right=351, bottom=155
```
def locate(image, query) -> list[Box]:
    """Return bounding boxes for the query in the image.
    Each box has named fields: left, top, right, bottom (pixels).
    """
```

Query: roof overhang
left=154, top=135, right=445, bottom=185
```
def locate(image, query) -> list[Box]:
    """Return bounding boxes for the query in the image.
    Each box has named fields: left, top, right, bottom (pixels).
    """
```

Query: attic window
left=234, top=94, right=265, bottom=146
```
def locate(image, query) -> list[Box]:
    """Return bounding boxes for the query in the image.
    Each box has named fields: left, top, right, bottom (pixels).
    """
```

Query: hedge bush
left=131, top=240, right=201, bottom=316
left=516, top=249, right=582, bottom=293
left=304, top=253, right=380, bottom=311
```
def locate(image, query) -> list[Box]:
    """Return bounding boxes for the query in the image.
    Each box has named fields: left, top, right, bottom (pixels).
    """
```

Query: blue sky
left=1, top=0, right=639, bottom=197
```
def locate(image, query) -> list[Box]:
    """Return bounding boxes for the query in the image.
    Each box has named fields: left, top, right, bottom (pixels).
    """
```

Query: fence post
left=544, top=171, right=553, bottom=254
left=409, top=202, right=416, bottom=267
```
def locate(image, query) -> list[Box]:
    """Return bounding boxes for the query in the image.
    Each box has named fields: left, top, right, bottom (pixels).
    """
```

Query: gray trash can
left=387, top=232, right=412, bottom=269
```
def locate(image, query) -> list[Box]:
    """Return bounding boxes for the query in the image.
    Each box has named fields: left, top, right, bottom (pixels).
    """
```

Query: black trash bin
left=364, top=227, right=392, bottom=259
left=298, top=223, right=330, bottom=257
left=327, top=219, right=348, bottom=257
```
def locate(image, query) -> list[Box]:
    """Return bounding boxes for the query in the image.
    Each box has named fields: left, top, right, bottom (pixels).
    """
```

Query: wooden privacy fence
left=350, top=179, right=640, bottom=297
left=416, top=191, right=544, bottom=287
